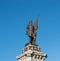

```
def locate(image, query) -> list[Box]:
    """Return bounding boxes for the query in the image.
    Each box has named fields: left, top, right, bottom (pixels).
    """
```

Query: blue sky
left=0, top=0, right=60, bottom=61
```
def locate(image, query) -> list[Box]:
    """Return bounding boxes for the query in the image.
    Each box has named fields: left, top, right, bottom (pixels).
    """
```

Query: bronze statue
left=26, top=17, right=38, bottom=45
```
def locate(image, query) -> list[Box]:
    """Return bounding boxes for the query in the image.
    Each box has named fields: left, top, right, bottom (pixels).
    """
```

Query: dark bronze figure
left=26, top=17, right=38, bottom=45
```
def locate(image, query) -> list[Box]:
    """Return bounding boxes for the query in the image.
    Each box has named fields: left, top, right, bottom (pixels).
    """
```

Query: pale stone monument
left=16, top=17, right=47, bottom=61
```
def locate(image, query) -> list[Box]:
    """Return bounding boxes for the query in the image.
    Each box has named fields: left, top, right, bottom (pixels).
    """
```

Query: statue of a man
left=26, top=18, right=38, bottom=45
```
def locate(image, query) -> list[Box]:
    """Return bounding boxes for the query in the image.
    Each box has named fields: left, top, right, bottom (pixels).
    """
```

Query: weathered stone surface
left=16, top=44, right=47, bottom=61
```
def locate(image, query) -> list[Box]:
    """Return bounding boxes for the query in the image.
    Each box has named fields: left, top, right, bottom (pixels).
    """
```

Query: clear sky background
left=0, top=0, right=60, bottom=61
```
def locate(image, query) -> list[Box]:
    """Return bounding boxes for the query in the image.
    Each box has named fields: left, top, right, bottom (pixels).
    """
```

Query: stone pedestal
left=16, top=44, right=47, bottom=61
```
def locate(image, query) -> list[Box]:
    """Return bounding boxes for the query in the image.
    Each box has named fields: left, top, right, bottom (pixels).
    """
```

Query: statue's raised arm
left=34, top=17, right=38, bottom=31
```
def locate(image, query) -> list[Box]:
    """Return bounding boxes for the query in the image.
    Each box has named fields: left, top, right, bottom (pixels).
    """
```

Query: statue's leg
left=29, top=37, right=31, bottom=44
left=33, top=37, right=36, bottom=45
left=29, top=36, right=33, bottom=44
